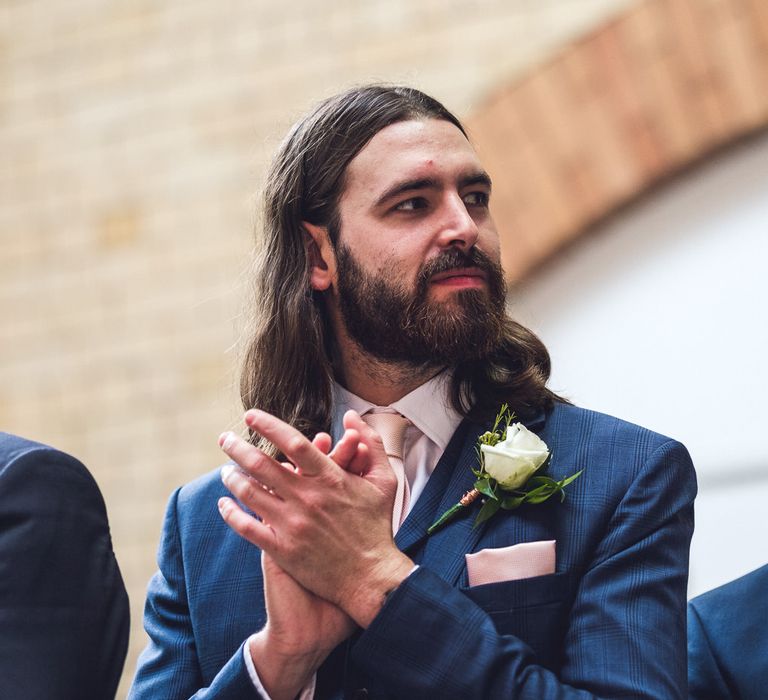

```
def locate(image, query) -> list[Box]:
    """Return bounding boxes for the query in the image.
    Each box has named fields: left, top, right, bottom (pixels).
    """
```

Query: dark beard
left=335, top=245, right=507, bottom=365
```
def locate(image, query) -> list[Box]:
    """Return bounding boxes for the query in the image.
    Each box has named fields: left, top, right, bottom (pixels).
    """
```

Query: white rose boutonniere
left=427, top=404, right=582, bottom=535
left=481, top=423, right=550, bottom=489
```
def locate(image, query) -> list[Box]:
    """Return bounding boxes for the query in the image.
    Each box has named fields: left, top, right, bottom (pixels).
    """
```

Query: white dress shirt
left=245, top=370, right=463, bottom=697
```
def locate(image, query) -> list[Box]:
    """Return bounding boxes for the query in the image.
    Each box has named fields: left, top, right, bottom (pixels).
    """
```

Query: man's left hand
left=218, top=409, right=414, bottom=627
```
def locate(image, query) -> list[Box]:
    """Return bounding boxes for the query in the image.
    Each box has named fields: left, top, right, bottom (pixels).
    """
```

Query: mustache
left=416, top=247, right=499, bottom=286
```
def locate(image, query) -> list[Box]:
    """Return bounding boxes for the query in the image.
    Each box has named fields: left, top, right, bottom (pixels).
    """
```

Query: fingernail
left=221, top=464, right=234, bottom=483
left=244, top=410, right=258, bottom=426
left=218, top=497, right=230, bottom=514
left=219, top=432, right=235, bottom=450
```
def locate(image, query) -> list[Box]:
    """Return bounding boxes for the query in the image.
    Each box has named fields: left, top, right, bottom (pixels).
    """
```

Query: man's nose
left=435, top=195, right=480, bottom=250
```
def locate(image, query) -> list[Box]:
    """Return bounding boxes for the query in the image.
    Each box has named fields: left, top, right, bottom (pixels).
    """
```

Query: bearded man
left=131, top=85, right=697, bottom=699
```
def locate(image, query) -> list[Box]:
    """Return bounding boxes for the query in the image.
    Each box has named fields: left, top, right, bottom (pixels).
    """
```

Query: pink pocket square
left=465, top=540, right=556, bottom=586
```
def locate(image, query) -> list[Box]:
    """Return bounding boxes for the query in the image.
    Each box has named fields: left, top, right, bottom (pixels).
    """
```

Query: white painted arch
left=512, top=131, right=768, bottom=596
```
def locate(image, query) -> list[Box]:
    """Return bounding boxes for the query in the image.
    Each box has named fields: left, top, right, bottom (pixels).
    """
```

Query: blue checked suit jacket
left=130, top=402, right=696, bottom=699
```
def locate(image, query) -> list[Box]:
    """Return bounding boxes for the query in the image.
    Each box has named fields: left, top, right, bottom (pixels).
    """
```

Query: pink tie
left=362, top=411, right=410, bottom=534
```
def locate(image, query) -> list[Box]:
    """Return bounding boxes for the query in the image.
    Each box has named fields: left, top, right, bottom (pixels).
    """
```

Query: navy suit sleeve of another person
left=0, top=433, right=129, bottom=700
left=687, top=563, right=768, bottom=700
left=131, top=403, right=696, bottom=699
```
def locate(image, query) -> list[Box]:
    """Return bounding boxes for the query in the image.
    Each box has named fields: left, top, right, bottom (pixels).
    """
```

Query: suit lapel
left=394, top=418, right=489, bottom=586
left=394, top=419, right=473, bottom=553
left=399, top=407, right=550, bottom=587
left=419, top=421, right=490, bottom=586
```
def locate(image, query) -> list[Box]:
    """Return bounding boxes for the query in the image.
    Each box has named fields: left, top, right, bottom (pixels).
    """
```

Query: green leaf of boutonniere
left=426, top=404, right=583, bottom=536
left=474, top=477, right=495, bottom=499
left=475, top=498, right=501, bottom=525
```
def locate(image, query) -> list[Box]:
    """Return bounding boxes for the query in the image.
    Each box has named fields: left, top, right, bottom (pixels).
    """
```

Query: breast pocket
left=460, top=571, right=573, bottom=670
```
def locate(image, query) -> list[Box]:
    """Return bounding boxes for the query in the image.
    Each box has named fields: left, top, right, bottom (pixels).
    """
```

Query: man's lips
left=429, top=267, right=488, bottom=286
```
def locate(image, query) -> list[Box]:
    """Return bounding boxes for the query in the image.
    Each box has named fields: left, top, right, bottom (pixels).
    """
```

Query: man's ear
left=302, top=221, right=336, bottom=292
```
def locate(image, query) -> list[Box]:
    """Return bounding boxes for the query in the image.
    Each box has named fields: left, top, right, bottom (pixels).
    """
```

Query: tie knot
left=362, top=411, right=410, bottom=460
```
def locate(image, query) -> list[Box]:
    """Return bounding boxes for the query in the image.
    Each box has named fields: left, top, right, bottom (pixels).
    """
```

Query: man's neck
left=335, top=341, right=446, bottom=405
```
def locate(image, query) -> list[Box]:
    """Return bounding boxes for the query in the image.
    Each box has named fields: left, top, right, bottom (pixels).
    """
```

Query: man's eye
left=394, top=197, right=428, bottom=212
left=463, top=191, right=489, bottom=207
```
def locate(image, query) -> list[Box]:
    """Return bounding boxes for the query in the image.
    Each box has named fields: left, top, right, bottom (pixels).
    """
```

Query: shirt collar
left=331, top=370, right=462, bottom=450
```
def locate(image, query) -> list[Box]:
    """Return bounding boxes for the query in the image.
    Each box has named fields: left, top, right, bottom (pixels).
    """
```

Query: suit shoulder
left=0, top=435, right=120, bottom=599
left=162, top=466, right=238, bottom=564
left=0, top=431, right=103, bottom=498
left=545, top=402, right=695, bottom=495
left=549, top=402, right=685, bottom=452
left=0, top=431, right=48, bottom=458
left=0, top=431, right=82, bottom=468
left=690, top=563, right=768, bottom=615
left=174, top=464, right=230, bottom=519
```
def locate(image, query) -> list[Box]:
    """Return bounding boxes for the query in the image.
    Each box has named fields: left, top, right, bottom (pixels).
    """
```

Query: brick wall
left=469, top=0, right=768, bottom=281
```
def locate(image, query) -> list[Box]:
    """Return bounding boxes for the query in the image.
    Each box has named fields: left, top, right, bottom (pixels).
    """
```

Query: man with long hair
left=131, top=85, right=696, bottom=698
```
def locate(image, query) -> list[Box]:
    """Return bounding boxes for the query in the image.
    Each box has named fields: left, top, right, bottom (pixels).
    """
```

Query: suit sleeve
left=129, top=488, right=264, bottom=699
left=0, top=446, right=129, bottom=700
left=351, top=439, right=696, bottom=699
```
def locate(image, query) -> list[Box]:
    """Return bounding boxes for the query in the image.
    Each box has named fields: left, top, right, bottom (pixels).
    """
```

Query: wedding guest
left=0, top=432, right=129, bottom=700
left=132, top=85, right=696, bottom=699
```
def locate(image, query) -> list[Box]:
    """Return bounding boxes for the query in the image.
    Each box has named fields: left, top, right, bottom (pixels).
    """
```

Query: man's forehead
left=343, top=118, right=484, bottom=196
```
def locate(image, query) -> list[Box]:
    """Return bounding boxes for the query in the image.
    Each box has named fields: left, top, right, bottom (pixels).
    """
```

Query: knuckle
left=302, top=492, right=323, bottom=513
left=238, top=478, right=257, bottom=503
left=287, top=435, right=308, bottom=456
left=294, top=493, right=321, bottom=524
left=289, top=514, right=308, bottom=538
left=234, top=475, right=265, bottom=505
left=323, top=469, right=344, bottom=489
left=242, top=519, right=260, bottom=541
left=242, top=454, right=261, bottom=474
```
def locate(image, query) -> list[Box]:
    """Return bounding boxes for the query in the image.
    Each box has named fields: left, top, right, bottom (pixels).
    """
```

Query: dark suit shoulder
left=0, top=430, right=89, bottom=470
left=0, top=431, right=50, bottom=461
left=0, top=433, right=116, bottom=585
left=0, top=432, right=106, bottom=513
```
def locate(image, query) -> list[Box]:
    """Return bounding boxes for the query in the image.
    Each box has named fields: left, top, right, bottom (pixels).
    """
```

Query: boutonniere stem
left=427, top=489, right=482, bottom=535
left=427, top=404, right=582, bottom=536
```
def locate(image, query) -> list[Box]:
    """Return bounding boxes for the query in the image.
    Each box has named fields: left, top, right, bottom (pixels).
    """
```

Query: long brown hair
left=240, top=85, right=560, bottom=447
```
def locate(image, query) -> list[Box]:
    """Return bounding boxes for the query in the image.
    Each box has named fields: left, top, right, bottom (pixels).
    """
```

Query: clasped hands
left=217, top=408, right=414, bottom=698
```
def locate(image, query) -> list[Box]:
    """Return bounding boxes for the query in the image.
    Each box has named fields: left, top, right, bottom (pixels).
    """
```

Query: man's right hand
left=243, top=426, right=368, bottom=700
left=248, top=552, right=355, bottom=700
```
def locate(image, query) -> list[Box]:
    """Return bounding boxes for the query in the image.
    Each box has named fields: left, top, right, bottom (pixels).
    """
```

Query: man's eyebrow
left=374, top=170, right=493, bottom=208
left=460, top=171, right=493, bottom=191
left=374, top=177, right=440, bottom=208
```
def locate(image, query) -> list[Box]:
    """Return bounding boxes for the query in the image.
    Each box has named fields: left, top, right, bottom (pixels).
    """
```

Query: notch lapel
left=401, top=407, right=550, bottom=587
left=394, top=419, right=475, bottom=554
